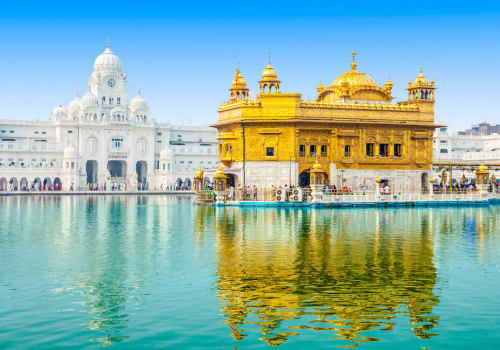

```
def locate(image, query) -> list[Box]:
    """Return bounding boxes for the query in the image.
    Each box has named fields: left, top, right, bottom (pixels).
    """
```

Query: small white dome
left=63, top=145, right=78, bottom=158
left=160, top=147, right=174, bottom=160
left=130, top=90, right=149, bottom=111
left=81, top=91, right=98, bottom=108
left=93, top=44, right=123, bottom=74
left=68, top=95, right=81, bottom=117
left=50, top=105, right=69, bottom=121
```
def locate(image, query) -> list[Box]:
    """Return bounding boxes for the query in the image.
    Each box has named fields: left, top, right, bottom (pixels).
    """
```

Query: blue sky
left=1, top=1, right=499, bottom=130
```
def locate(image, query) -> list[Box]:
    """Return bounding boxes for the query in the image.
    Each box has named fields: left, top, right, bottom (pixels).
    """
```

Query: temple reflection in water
left=197, top=206, right=442, bottom=347
left=2, top=195, right=498, bottom=348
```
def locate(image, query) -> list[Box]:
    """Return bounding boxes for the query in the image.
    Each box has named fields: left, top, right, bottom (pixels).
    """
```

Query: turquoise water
left=1, top=196, right=499, bottom=349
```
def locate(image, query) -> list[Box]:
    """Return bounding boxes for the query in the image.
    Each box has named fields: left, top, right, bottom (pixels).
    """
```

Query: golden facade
left=213, top=53, right=438, bottom=189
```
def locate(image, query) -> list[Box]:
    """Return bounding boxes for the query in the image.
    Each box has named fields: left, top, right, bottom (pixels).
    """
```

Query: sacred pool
left=1, top=195, right=499, bottom=349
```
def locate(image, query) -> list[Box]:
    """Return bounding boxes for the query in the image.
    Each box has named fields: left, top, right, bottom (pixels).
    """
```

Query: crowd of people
left=4, top=180, right=64, bottom=192
left=432, top=181, right=500, bottom=193
left=160, top=183, right=191, bottom=191
left=87, top=182, right=151, bottom=191
left=201, top=183, right=394, bottom=202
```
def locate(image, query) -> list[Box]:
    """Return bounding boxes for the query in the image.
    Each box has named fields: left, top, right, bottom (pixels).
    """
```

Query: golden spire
left=351, top=51, right=357, bottom=70
left=385, top=73, right=393, bottom=93
left=268, top=52, right=271, bottom=65
left=414, top=64, right=429, bottom=85
left=317, top=78, right=324, bottom=94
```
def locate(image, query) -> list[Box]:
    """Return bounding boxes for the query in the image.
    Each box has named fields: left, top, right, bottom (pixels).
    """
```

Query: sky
left=0, top=0, right=499, bottom=131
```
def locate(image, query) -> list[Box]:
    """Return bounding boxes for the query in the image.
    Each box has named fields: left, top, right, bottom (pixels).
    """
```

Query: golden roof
left=414, top=65, right=428, bottom=85
left=477, top=164, right=487, bottom=172
left=195, top=168, right=203, bottom=179
left=232, top=68, right=247, bottom=88
left=311, top=160, right=324, bottom=173
left=214, top=166, right=226, bottom=178
left=260, top=55, right=279, bottom=82
left=332, top=52, right=377, bottom=89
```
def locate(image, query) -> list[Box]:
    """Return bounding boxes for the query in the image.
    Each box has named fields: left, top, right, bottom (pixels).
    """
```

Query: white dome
left=63, top=145, right=78, bottom=158
left=93, top=45, right=123, bottom=74
left=68, top=95, right=82, bottom=117
left=50, top=105, right=69, bottom=121
left=81, top=91, right=98, bottom=108
left=130, top=90, right=149, bottom=111
left=160, top=147, right=174, bottom=160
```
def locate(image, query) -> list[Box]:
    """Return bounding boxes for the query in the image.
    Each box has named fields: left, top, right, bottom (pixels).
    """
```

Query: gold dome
left=232, top=70, right=247, bottom=88
left=477, top=164, right=487, bottom=172
left=195, top=168, right=203, bottom=179
left=261, top=55, right=278, bottom=82
left=414, top=65, right=428, bottom=85
left=311, top=160, right=324, bottom=172
left=214, top=166, right=226, bottom=178
left=316, top=80, right=324, bottom=93
left=333, top=52, right=377, bottom=89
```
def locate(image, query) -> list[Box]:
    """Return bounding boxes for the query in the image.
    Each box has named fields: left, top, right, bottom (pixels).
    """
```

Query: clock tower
left=88, top=41, right=128, bottom=120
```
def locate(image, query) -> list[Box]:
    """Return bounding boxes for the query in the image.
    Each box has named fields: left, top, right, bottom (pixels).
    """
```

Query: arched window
left=344, top=145, right=351, bottom=157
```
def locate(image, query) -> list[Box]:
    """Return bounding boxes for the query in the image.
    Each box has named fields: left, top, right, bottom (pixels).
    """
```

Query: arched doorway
left=86, top=160, right=98, bottom=184
left=421, top=173, right=429, bottom=192
left=20, top=177, right=28, bottom=191
left=54, top=177, right=62, bottom=191
left=184, top=178, right=192, bottom=190
left=43, top=177, right=52, bottom=190
left=108, top=160, right=127, bottom=178
left=9, top=177, right=18, bottom=191
left=299, top=170, right=310, bottom=187
left=0, top=177, right=7, bottom=191
left=226, top=174, right=236, bottom=188
left=176, top=178, right=183, bottom=189
left=136, top=161, right=147, bottom=184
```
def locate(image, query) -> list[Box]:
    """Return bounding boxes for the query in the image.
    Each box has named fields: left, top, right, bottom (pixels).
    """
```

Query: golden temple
left=213, top=53, right=438, bottom=191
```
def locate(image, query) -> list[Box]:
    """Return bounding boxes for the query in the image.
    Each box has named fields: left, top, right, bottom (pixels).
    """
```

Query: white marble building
left=432, top=126, right=500, bottom=184
left=0, top=44, right=217, bottom=191
left=433, top=126, right=500, bottom=163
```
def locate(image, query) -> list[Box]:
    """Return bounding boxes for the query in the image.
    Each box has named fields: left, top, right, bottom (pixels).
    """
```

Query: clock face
left=107, top=78, right=116, bottom=88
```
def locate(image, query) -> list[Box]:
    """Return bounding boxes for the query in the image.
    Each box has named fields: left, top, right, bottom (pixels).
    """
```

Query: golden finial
left=420, top=63, right=423, bottom=74
left=351, top=51, right=357, bottom=70
left=268, top=52, right=271, bottom=65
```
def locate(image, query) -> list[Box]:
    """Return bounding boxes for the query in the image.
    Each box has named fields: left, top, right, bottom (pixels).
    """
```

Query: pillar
left=310, top=160, right=325, bottom=203
left=214, top=167, right=227, bottom=203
